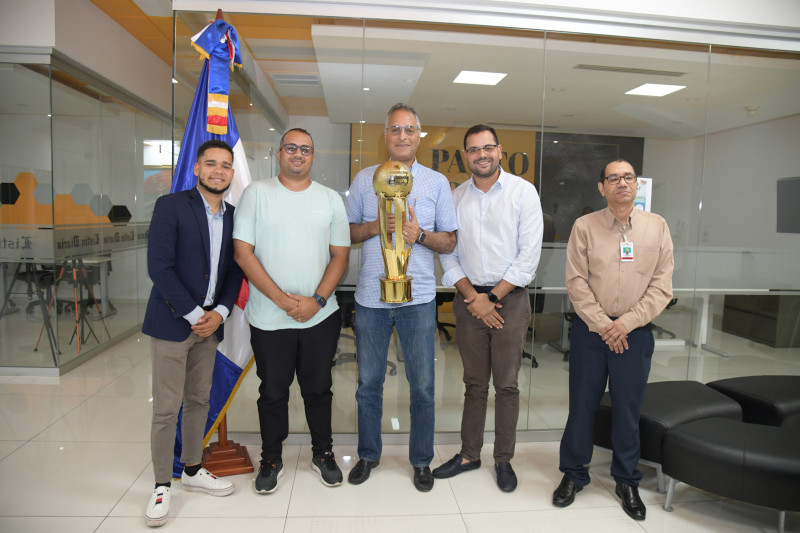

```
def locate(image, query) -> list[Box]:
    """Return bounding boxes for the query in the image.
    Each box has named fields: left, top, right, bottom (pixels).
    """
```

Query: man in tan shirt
left=552, top=159, right=673, bottom=521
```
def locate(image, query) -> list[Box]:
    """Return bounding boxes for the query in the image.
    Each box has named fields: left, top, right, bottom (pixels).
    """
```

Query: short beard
left=198, top=178, right=231, bottom=195
left=469, top=162, right=499, bottom=179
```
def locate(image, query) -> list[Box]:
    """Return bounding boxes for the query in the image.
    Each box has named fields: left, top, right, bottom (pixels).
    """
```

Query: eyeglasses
left=604, top=173, right=637, bottom=184
left=465, top=144, right=498, bottom=155
left=282, top=143, right=314, bottom=156
left=386, top=125, right=419, bottom=136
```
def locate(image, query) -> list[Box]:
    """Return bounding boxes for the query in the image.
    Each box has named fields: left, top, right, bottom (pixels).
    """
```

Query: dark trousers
left=559, top=314, right=653, bottom=487
left=453, top=289, right=531, bottom=462
left=250, top=311, right=342, bottom=462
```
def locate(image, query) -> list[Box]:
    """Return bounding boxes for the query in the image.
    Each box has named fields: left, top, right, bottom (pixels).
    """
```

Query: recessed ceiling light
left=626, top=84, right=685, bottom=97
left=420, top=132, right=428, bottom=138
left=171, top=78, right=179, bottom=84
left=453, top=71, right=507, bottom=86
left=363, top=87, right=370, bottom=91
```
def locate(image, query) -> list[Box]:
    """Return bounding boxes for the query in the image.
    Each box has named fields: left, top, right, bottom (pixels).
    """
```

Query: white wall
left=643, top=114, right=800, bottom=290
left=1, top=0, right=55, bottom=48
left=702, top=115, right=800, bottom=248
left=54, top=0, right=171, bottom=114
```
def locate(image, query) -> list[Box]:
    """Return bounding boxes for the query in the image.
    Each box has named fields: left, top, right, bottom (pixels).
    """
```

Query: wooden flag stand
left=201, top=414, right=254, bottom=476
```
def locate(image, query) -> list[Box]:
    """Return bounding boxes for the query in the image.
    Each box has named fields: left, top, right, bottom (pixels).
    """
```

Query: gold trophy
left=373, top=161, right=414, bottom=303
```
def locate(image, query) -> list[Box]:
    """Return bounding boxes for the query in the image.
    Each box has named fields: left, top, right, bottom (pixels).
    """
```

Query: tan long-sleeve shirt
left=566, top=207, right=674, bottom=334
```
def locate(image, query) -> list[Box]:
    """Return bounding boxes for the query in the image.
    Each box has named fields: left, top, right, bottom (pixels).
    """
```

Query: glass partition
left=0, top=57, right=170, bottom=372
left=0, top=63, right=56, bottom=368
left=189, top=12, right=800, bottom=437
left=689, top=49, right=800, bottom=380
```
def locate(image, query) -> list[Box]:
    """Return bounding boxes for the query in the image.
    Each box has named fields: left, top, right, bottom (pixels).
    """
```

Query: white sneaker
left=145, top=486, right=170, bottom=528
left=181, top=467, right=235, bottom=496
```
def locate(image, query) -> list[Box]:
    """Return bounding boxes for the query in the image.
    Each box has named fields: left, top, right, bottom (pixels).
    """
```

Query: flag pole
left=198, top=7, right=254, bottom=477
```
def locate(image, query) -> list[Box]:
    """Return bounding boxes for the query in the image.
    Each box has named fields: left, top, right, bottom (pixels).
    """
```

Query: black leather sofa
left=661, top=375, right=800, bottom=533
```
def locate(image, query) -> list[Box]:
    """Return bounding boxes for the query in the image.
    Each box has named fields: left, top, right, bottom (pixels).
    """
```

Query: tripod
left=0, top=261, right=59, bottom=366
left=35, top=257, right=110, bottom=357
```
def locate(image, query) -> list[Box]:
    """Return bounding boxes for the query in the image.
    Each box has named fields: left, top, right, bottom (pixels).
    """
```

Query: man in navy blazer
left=142, top=140, right=243, bottom=528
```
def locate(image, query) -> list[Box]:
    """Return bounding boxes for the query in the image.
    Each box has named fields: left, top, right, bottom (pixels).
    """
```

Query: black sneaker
left=312, top=450, right=343, bottom=487
left=255, top=459, right=283, bottom=494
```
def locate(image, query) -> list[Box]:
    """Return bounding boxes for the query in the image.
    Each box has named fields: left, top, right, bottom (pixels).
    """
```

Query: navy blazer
left=142, top=188, right=243, bottom=342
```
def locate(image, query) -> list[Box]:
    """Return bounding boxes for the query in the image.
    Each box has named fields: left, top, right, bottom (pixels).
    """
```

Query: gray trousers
left=454, top=289, right=531, bottom=463
left=150, top=333, right=218, bottom=483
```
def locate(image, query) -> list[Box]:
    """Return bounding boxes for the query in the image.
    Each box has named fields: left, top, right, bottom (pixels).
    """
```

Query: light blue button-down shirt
left=345, top=160, right=458, bottom=308
left=183, top=190, right=230, bottom=325
left=440, top=167, right=543, bottom=289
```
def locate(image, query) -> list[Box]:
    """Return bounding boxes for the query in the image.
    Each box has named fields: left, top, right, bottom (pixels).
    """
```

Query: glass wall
left=0, top=58, right=171, bottom=372
left=167, top=13, right=796, bottom=436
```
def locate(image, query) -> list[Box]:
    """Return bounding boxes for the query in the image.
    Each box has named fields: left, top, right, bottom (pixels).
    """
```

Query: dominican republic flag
left=171, top=19, right=254, bottom=478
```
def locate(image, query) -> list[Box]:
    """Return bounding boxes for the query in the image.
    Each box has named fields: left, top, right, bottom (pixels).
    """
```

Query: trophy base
left=380, top=277, right=413, bottom=303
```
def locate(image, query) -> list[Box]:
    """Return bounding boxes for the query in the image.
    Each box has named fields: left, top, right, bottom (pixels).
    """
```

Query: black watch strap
left=488, top=292, right=499, bottom=304
left=313, top=293, right=327, bottom=308
left=416, top=229, right=427, bottom=244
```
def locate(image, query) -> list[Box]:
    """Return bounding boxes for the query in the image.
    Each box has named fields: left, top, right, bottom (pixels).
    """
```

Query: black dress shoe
left=413, top=466, right=434, bottom=492
left=432, top=454, right=481, bottom=479
left=552, top=475, right=582, bottom=507
left=615, top=482, right=646, bottom=521
left=495, top=461, right=517, bottom=492
left=347, top=459, right=379, bottom=485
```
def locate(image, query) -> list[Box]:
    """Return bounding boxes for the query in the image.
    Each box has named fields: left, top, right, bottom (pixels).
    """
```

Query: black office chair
left=435, top=291, right=456, bottom=341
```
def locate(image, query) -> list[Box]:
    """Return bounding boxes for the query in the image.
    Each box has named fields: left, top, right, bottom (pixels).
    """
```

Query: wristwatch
left=488, top=292, right=499, bottom=304
left=416, top=229, right=427, bottom=244
left=313, top=293, right=327, bottom=308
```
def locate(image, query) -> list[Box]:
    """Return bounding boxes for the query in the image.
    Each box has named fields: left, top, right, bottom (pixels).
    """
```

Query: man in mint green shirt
left=233, top=128, right=350, bottom=494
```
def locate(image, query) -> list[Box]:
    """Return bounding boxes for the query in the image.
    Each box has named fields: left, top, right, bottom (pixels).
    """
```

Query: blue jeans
left=354, top=300, right=436, bottom=467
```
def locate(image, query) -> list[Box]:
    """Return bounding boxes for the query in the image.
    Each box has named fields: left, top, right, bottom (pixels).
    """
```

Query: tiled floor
left=1, top=328, right=798, bottom=532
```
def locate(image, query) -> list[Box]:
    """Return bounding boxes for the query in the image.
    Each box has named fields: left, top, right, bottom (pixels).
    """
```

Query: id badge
left=620, top=241, right=634, bottom=262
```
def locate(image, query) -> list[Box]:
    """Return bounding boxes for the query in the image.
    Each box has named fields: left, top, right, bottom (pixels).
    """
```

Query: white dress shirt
left=440, top=167, right=543, bottom=289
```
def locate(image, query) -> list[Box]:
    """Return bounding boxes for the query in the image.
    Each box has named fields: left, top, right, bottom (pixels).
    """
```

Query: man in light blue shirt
left=345, top=103, right=457, bottom=492
left=434, top=125, right=543, bottom=492
left=233, top=128, right=350, bottom=494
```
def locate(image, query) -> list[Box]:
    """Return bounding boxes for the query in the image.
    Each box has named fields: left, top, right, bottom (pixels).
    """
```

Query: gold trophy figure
left=373, top=161, right=414, bottom=303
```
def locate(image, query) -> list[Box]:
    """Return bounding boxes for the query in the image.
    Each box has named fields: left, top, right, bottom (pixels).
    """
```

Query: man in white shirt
left=434, top=125, right=543, bottom=492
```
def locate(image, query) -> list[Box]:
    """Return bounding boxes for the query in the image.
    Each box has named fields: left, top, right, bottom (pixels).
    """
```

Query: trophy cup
left=373, top=161, right=414, bottom=303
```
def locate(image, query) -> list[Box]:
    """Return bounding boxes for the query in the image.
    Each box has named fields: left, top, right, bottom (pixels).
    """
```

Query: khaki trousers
left=150, top=333, right=218, bottom=483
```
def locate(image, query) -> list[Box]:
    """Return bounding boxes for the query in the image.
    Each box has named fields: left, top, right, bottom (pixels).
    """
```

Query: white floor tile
left=287, top=444, right=460, bottom=518
left=0, top=394, right=85, bottom=440
left=0, top=517, right=105, bottom=533
left=96, top=516, right=286, bottom=533
left=0, top=374, right=112, bottom=397
left=0, top=441, right=150, bottom=516
left=33, top=396, right=152, bottom=442
left=93, top=358, right=153, bottom=398
left=463, top=507, right=645, bottom=533
left=0, top=441, right=24, bottom=461
left=284, top=514, right=468, bottom=533
left=436, top=442, right=619, bottom=514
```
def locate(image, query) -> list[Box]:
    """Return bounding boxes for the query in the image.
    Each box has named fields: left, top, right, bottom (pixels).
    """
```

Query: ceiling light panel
left=626, top=84, right=686, bottom=96
left=453, top=71, right=507, bottom=85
